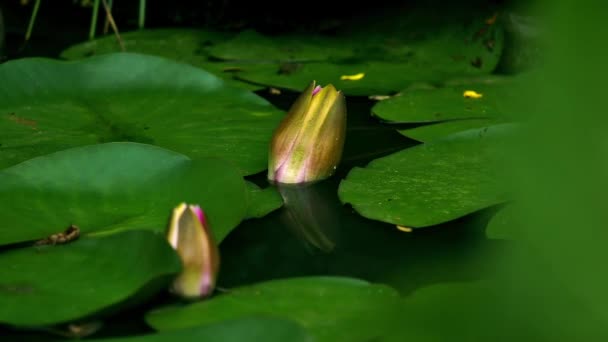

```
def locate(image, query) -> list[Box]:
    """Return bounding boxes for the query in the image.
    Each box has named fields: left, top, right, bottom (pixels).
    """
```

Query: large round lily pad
left=60, top=29, right=262, bottom=91
left=0, top=53, right=283, bottom=174
left=338, top=125, right=511, bottom=228
left=0, top=230, right=180, bottom=327
left=0, top=142, right=247, bottom=246
left=91, top=317, right=312, bottom=342
left=145, top=277, right=400, bottom=342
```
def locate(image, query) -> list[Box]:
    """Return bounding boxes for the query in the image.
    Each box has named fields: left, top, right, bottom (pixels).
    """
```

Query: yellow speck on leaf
left=486, top=13, right=498, bottom=25
left=463, top=90, right=483, bottom=99
left=340, top=73, right=365, bottom=81
left=396, top=225, right=412, bottom=233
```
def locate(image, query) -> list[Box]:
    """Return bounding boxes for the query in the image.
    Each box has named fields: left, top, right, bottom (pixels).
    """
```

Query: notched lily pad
left=244, top=182, right=284, bottom=219
left=0, top=142, right=247, bottom=246
left=0, top=53, right=283, bottom=174
left=145, top=276, right=400, bottom=342
left=0, top=230, right=180, bottom=327
left=338, top=125, right=511, bottom=228
left=485, top=203, right=517, bottom=240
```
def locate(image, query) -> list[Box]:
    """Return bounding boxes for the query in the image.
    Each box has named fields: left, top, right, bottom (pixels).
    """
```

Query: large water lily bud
left=268, top=81, right=347, bottom=184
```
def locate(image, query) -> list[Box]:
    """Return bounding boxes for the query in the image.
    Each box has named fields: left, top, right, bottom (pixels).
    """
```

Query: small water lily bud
left=166, top=203, right=220, bottom=300
left=268, top=81, right=347, bottom=184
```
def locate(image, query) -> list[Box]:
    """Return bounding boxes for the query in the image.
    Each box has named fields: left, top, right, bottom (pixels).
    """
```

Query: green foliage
left=90, top=317, right=312, bottom=342
left=338, top=125, right=511, bottom=228
left=0, top=53, right=283, bottom=175
left=0, top=143, right=247, bottom=246
left=146, top=277, right=400, bottom=342
left=0, top=230, right=180, bottom=326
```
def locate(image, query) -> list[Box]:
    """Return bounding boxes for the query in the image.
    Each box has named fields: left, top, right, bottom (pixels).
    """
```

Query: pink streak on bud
left=312, top=85, right=322, bottom=96
left=189, top=205, right=208, bottom=230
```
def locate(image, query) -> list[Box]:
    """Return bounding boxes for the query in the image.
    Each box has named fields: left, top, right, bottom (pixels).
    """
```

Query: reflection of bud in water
left=268, top=81, right=347, bottom=184
left=166, top=203, right=220, bottom=299
left=277, top=182, right=340, bottom=253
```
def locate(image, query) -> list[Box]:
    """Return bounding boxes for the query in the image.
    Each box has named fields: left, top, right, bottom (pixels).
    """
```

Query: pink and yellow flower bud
left=166, top=203, right=220, bottom=300
left=268, top=81, right=347, bottom=184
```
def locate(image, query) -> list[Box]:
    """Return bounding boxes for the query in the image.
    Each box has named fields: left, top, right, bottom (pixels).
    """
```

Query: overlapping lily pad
left=236, top=62, right=498, bottom=97
left=0, top=230, right=180, bottom=326
left=398, top=118, right=496, bottom=142
left=338, top=125, right=511, bottom=228
left=145, top=277, right=400, bottom=342
left=218, top=10, right=504, bottom=95
left=60, top=29, right=262, bottom=90
left=0, top=53, right=283, bottom=174
left=244, top=182, right=283, bottom=219
left=92, top=317, right=312, bottom=342
left=208, top=30, right=354, bottom=62
left=372, top=77, right=519, bottom=124
left=371, top=74, right=528, bottom=141
left=0, top=142, right=247, bottom=246
left=485, top=204, right=516, bottom=240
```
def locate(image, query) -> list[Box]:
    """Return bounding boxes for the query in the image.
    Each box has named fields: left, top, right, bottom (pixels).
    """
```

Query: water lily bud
left=268, top=81, right=347, bottom=184
left=166, top=203, right=220, bottom=300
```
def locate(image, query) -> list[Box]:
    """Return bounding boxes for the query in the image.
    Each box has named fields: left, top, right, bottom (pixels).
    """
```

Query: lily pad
left=91, top=317, right=312, bottom=342
left=60, top=29, right=261, bottom=90
left=398, top=118, right=497, bottom=142
left=485, top=204, right=517, bottom=240
left=338, top=125, right=510, bottom=228
left=0, top=142, right=247, bottom=246
left=0, top=230, right=180, bottom=327
left=236, top=61, right=501, bottom=97
left=145, top=277, right=400, bottom=342
left=245, top=182, right=284, bottom=219
left=208, top=30, right=354, bottom=62
left=372, top=76, right=523, bottom=124
left=223, top=10, right=503, bottom=96
left=0, top=53, right=283, bottom=174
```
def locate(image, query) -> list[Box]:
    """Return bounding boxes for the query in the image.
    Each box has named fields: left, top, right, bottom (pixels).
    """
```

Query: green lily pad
left=372, top=76, right=522, bottom=124
left=145, top=277, right=400, bottom=342
left=0, top=142, right=247, bottom=246
left=223, top=10, right=503, bottom=96
left=0, top=230, right=180, bottom=327
left=236, top=61, right=501, bottom=97
left=91, top=317, right=312, bottom=342
left=60, top=29, right=261, bottom=91
left=338, top=125, right=510, bottom=228
left=485, top=204, right=517, bottom=240
left=208, top=30, right=354, bottom=62
left=398, top=118, right=497, bottom=142
left=0, top=53, right=283, bottom=174
left=245, top=182, right=283, bottom=219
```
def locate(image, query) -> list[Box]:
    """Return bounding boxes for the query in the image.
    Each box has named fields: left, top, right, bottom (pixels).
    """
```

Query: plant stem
left=138, top=0, right=146, bottom=29
left=89, top=0, right=100, bottom=40
left=25, top=0, right=41, bottom=42
left=101, top=0, right=124, bottom=51
left=102, top=0, right=113, bottom=34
